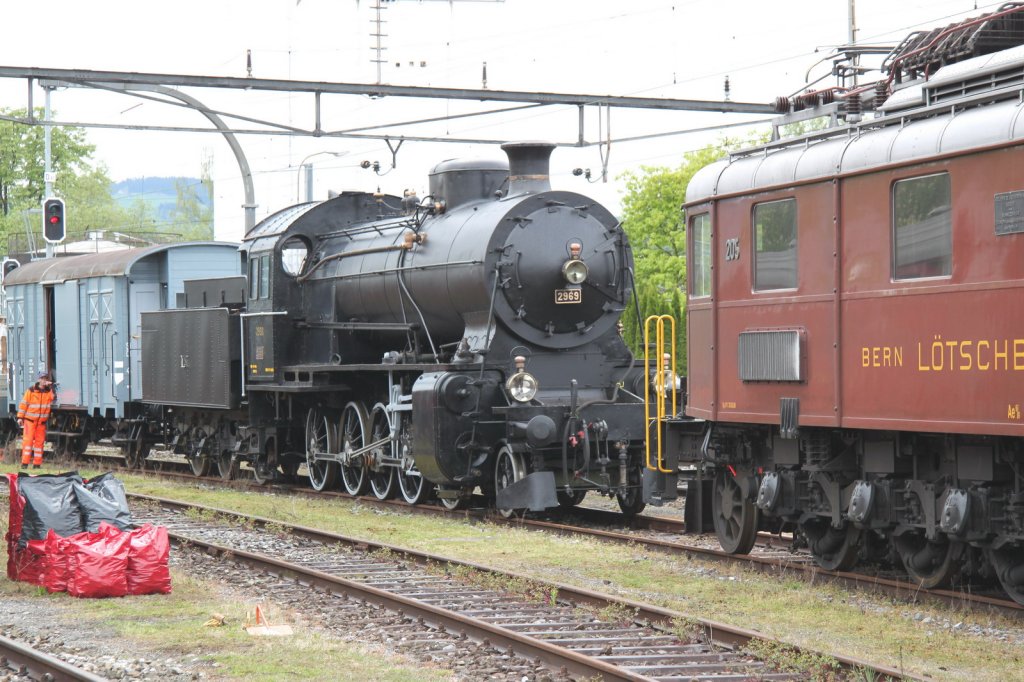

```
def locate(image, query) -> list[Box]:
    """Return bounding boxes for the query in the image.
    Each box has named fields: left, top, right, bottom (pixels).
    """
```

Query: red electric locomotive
left=656, top=5, right=1024, bottom=604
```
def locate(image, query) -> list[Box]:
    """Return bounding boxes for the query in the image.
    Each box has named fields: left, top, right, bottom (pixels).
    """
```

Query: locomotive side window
left=248, top=259, right=259, bottom=299
left=689, top=213, right=712, bottom=297
left=892, top=173, right=951, bottom=280
left=753, top=198, right=797, bottom=291
left=280, top=236, right=310, bottom=277
left=259, top=254, right=271, bottom=299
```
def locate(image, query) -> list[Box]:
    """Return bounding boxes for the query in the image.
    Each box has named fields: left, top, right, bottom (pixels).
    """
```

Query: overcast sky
left=0, top=0, right=1002, bottom=240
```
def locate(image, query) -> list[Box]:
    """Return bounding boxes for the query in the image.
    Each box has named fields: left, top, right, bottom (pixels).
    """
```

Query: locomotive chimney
left=502, top=141, right=555, bottom=195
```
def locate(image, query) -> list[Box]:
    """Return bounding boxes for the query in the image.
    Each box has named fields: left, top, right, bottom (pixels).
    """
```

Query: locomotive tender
left=659, top=5, right=1024, bottom=604
left=7, top=142, right=648, bottom=516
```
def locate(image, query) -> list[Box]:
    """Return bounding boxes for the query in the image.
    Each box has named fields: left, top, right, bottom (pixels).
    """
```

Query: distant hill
left=111, top=177, right=211, bottom=223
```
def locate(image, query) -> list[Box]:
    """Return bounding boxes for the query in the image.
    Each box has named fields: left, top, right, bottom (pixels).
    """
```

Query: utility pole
left=44, top=86, right=54, bottom=259
left=371, top=1, right=388, bottom=85
left=849, top=0, right=859, bottom=87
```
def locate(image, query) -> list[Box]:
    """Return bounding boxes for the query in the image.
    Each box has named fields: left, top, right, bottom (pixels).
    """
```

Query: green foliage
left=778, top=115, right=831, bottom=138
left=166, top=151, right=214, bottom=240
left=619, top=139, right=756, bottom=370
left=0, top=107, right=94, bottom=217
left=0, top=108, right=214, bottom=252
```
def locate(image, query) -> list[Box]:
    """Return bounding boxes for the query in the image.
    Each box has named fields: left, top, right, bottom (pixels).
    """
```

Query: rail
left=0, top=633, right=107, bottom=681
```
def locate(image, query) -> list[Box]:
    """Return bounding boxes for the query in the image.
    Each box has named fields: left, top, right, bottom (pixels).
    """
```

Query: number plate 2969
left=554, top=288, right=582, bottom=304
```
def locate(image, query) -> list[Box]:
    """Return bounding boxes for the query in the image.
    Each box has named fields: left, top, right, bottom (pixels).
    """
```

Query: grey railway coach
left=3, top=243, right=241, bottom=454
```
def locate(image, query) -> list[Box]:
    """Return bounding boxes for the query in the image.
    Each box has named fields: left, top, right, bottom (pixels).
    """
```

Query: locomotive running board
left=496, top=471, right=559, bottom=512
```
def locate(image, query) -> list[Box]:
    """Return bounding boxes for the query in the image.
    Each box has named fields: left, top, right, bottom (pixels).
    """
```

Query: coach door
left=87, top=290, right=114, bottom=408
left=7, top=294, right=25, bottom=401
left=128, top=284, right=159, bottom=401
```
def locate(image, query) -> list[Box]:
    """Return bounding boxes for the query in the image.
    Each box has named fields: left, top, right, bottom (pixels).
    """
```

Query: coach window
left=892, top=173, right=951, bottom=280
left=753, top=198, right=797, bottom=290
left=689, top=213, right=712, bottom=297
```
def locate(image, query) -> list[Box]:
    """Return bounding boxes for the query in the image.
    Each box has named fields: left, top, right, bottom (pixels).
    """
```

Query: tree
left=618, top=136, right=764, bottom=370
left=0, top=107, right=158, bottom=251
left=0, top=107, right=94, bottom=218
left=167, top=150, right=214, bottom=240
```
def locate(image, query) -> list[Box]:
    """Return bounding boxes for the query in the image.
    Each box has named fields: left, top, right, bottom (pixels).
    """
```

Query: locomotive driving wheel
left=712, top=468, right=758, bottom=554
left=987, top=544, right=1024, bottom=605
left=338, top=402, right=369, bottom=497
left=305, top=408, right=339, bottom=491
left=802, top=518, right=862, bottom=572
left=494, top=445, right=527, bottom=519
left=367, top=404, right=396, bottom=500
left=395, top=416, right=429, bottom=505
left=894, top=532, right=964, bottom=589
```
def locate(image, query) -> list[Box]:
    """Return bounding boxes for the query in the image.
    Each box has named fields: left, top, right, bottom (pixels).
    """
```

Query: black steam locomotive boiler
left=144, top=142, right=648, bottom=514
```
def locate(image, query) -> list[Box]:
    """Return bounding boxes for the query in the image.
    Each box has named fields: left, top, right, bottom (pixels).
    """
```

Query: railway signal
left=42, top=197, right=65, bottom=244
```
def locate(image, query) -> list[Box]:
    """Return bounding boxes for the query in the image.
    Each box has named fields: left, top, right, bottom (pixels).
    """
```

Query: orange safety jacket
left=17, top=385, right=54, bottom=423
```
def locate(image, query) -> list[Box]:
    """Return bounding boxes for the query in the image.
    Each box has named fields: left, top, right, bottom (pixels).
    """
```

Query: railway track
left=131, top=492, right=911, bottom=681
left=0, top=632, right=107, bottom=681
left=83, top=449, right=1023, bottom=618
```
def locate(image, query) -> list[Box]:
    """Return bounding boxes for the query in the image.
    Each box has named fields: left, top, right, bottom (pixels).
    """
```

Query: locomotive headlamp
left=506, top=355, right=538, bottom=402
left=562, top=242, right=588, bottom=284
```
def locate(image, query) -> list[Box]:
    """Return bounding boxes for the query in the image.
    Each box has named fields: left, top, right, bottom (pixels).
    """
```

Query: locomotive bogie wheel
left=280, top=457, right=301, bottom=481
left=339, top=402, right=370, bottom=497
left=368, top=404, right=395, bottom=500
left=894, top=533, right=964, bottom=589
left=305, top=408, right=339, bottom=492
left=54, top=436, right=74, bottom=464
left=987, top=544, right=1024, bottom=605
left=251, top=456, right=273, bottom=485
left=217, top=451, right=240, bottom=481
left=252, top=439, right=286, bottom=485
left=802, top=519, right=862, bottom=572
left=494, top=445, right=527, bottom=519
left=712, top=468, right=758, bottom=555
left=557, top=489, right=587, bottom=509
left=125, top=431, right=151, bottom=470
left=188, top=453, right=212, bottom=477
left=616, top=464, right=647, bottom=518
left=438, top=486, right=473, bottom=511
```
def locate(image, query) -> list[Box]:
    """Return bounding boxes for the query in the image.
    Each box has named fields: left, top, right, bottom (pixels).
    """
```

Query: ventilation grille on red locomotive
left=926, top=56, right=1024, bottom=104
left=737, top=330, right=803, bottom=382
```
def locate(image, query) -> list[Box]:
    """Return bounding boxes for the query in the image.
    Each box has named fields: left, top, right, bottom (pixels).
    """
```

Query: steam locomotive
left=4, top=142, right=648, bottom=517
left=653, top=5, right=1024, bottom=605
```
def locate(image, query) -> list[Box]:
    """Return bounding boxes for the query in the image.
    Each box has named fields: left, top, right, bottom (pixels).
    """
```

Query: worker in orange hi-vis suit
left=18, top=371, right=54, bottom=469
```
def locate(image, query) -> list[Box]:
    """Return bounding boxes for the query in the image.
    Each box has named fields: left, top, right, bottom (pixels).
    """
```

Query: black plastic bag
left=18, top=472, right=85, bottom=545
left=76, top=473, right=133, bottom=532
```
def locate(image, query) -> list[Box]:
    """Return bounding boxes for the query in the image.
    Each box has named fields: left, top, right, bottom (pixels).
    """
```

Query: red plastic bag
left=6, top=475, right=47, bottom=584
left=126, top=524, right=172, bottom=595
left=43, top=529, right=91, bottom=594
left=66, top=524, right=130, bottom=598
left=10, top=539, right=48, bottom=585
left=5, top=474, right=23, bottom=580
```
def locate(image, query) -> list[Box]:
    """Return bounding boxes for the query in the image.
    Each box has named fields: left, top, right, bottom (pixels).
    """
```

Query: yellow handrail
left=643, top=314, right=676, bottom=473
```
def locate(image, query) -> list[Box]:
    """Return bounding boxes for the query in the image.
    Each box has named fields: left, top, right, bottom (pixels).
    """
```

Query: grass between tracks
left=8, top=464, right=1024, bottom=681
